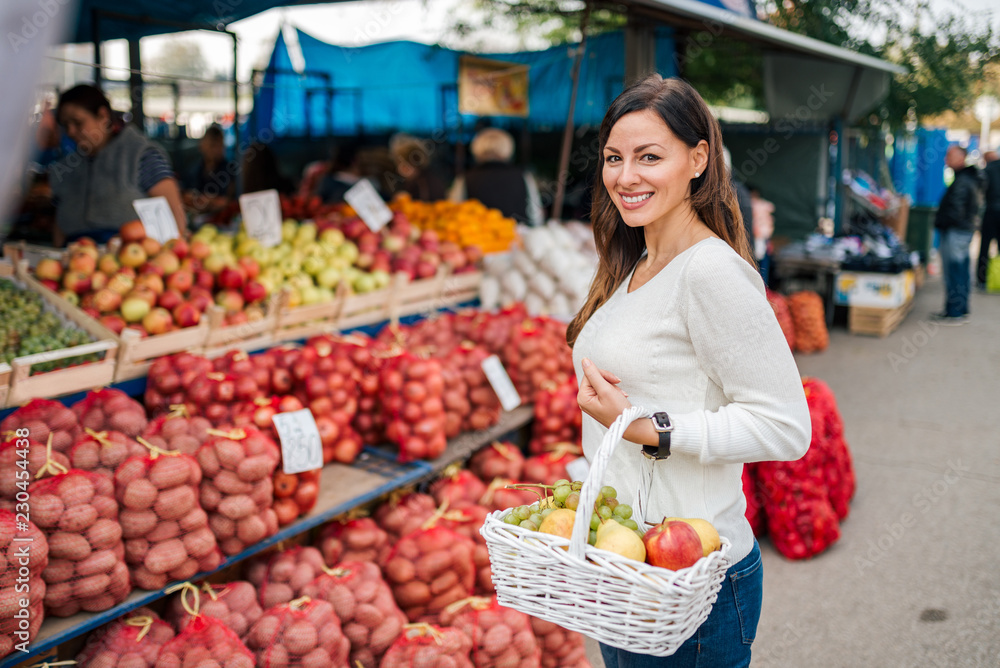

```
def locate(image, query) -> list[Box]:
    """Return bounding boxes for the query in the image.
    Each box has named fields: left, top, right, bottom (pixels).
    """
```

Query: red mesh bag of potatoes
left=1, top=398, right=81, bottom=454
left=196, top=427, right=280, bottom=556
left=0, top=436, right=70, bottom=511
left=468, top=442, right=524, bottom=483
left=451, top=341, right=501, bottom=433
left=246, top=597, right=351, bottom=668
left=478, top=479, right=538, bottom=514
left=439, top=596, right=540, bottom=668
left=0, top=509, right=47, bottom=659
left=318, top=516, right=392, bottom=567
left=766, top=289, right=796, bottom=351
left=29, top=468, right=130, bottom=615
left=528, top=380, right=581, bottom=455
left=437, top=354, right=471, bottom=439
left=143, top=352, right=213, bottom=417
left=166, top=581, right=263, bottom=641
left=141, top=408, right=212, bottom=456
left=463, top=303, right=528, bottom=355
left=383, top=525, right=476, bottom=623
left=802, top=377, right=855, bottom=520
left=379, top=623, right=473, bottom=668
left=503, top=319, right=573, bottom=404
left=436, top=503, right=493, bottom=595
left=373, top=492, right=437, bottom=543
left=742, top=464, right=765, bottom=537
left=211, top=351, right=270, bottom=400
left=154, top=613, right=255, bottom=668
left=522, top=444, right=582, bottom=486
left=788, top=291, right=828, bottom=354
left=72, top=388, right=148, bottom=437
left=77, top=607, right=176, bottom=668
left=301, top=560, right=406, bottom=667
left=296, top=335, right=365, bottom=464
left=247, top=546, right=330, bottom=610
left=68, top=428, right=145, bottom=481
left=529, top=616, right=592, bottom=668
left=354, top=345, right=388, bottom=447
left=430, top=467, right=487, bottom=508
left=380, top=351, right=448, bottom=462
left=114, top=450, right=222, bottom=590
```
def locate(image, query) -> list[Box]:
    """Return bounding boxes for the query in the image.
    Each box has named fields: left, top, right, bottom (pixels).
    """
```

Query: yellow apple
left=665, top=517, right=721, bottom=557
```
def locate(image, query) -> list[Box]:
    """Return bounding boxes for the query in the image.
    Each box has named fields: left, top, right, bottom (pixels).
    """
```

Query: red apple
left=68, top=250, right=96, bottom=275
left=140, top=237, right=162, bottom=257
left=237, top=256, right=260, bottom=281
left=107, top=272, right=134, bottom=295
left=225, top=311, right=249, bottom=326
left=118, top=243, right=147, bottom=269
left=642, top=520, right=704, bottom=571
left=166, top=269, right=193, bottom=293
left=93, top=288, right=122, bottom=313
left=189, top=239, right=211, bottom=260
left=140, top=262, right=165, bottom=278
left=216, top=289, right=244, bottom=314
left=415, top=260, right=438, bottom=279
left=120, top=219, right=146, bottom=243
left=62, top=270, right=92, bottom=294
left=188, top=287, right=213, bottom=312
left=165, top=237, right=189, bottom=259
left=35, top=257, right=63, bottom=281
left=194, top=269, right=215, bottom=291
left=89, top=272, right=109, bottom=291
left=418, top=229, right=439, bottom=251
left=157, top=288, right=184, bottom=311
left=217, top=265, right=246, bottom=291
left=40, top=278, right=58, bottom=291
left=172, top=302, right=201, bottom=328
left=150, top=251, right=180, bottom=275
left=242, top=280, right=267, bottom=304
left=99, top=314, right=126, bottom=334
left=142, top=307, right=173, bottom=335
left=464, top=244, right=484, bottom=265
left=135, top=272, right=164, bottom=295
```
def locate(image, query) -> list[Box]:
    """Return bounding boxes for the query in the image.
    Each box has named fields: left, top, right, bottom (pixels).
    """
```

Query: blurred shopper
left=570, top=74, right=809, bottom=667
left=933, top=145, right=981, bottom=323
left=317, top=140, right=372, bottom=204
left=49, top=84, right=187, bottom=245
left=184, top=124, right=233, bottom=214
left=449, top=127, right=543, bottom=226
left=750, top=187, right=775, bottom=282
left=390, top=133, right=447, bottom=201
left=722, top=147, right=754, bottom=260
left=977, top=150, right=1000, bottom=291
left=242, top=142, right=293, bottom=196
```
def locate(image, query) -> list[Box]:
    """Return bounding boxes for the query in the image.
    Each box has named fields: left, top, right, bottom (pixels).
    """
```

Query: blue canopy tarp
left=250, top=27, right=676, bottom=137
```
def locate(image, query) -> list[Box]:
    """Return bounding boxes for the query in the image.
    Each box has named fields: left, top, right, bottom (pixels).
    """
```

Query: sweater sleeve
left=667, top=245, right=811, bottom=464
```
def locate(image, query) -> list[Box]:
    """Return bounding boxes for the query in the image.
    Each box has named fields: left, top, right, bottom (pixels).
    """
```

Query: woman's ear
left=692, top=140, right=710, bottom=176
left=97, top=106, right=112, bottom=128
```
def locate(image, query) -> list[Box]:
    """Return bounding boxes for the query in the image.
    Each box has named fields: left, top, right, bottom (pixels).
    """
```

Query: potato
left=145, top=538, right=188, bottom=575
left=414, top=549, right=451, bottom=581
left=249, top=614, right=281, bottom=648
left=178, top=507, right=209, bottom=532
left=218, top=495, right=254, bottom=521
left=74, top=573, right=112, bottom=599
left=59, top=502, right=99, bottom=532
left=125, top=537, right=150, bottom=564
left=123, top=478, right=158, bottom=510
left=342, top=622, right=368, bottom=647
left=154, top=485, right=196, bottom=521
left=383, top=557, right=415, bottom=584
left=214, top=471, right=253, bottom=496
left=394, top=581, right=431, bottom=608
left=48, top=531, right=92, bottom=561
left=214, top=440, right=245, bottom=470
left=354, top=603, right=384, bottom=630
left=199, top=482, right=222, bottom=512
left=91, top=494, right=119, bottom=520
left=168, top=558, right=200, bottom=581
left=182, top=527, right=217, bottom=558
left=209, top=513, right=236, bottom=540
left=147, top=519, right=181, bottom=543
left=87, top=517, right=123, bottom=550
left=283, top=619, right=318, bottom=655
left=31, top=493, right=65, bottom=528
left=236, top=516, right=267, bottom=545
left=236, top=455, right=272, bottom=483
left=59, top=473, right=96, bottom=506
left=42, top=558, right=74, bottom=584
left=77, top=548, right=118, bottom=577
left=120, top=509, right=158, bottom=538
left=324, top=583, right=356, bottom=621
left=197, top=446, right=221, bottom=478
left=149, top=457, right=191, bottom=489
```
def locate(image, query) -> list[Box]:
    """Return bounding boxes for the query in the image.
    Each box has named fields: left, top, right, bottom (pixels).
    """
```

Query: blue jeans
left=939, top=228, right=974, bottom=317
left=600, top=540, right=763, bottom=668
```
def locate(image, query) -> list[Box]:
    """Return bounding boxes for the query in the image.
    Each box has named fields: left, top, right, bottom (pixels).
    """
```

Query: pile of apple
left=34, top=222, right=269, bottom=337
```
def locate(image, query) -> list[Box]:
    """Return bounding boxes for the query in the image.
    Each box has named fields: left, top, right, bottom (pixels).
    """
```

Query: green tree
left=147, top=40, right=210, bottom=80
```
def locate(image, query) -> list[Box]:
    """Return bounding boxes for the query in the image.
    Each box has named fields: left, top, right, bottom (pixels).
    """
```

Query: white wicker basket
left=480, top=405, right=732, bottom=657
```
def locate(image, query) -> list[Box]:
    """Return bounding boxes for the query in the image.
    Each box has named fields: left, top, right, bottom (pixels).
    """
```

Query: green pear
left=594, top=519, right=646, bottom=562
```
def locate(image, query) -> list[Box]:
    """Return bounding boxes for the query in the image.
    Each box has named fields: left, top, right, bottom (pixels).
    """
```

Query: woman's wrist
left=623, top=417, right=660, bottom=447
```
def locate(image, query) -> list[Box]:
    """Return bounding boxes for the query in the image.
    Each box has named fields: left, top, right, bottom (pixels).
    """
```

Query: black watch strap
left=642, top=412, right=672, bottom=460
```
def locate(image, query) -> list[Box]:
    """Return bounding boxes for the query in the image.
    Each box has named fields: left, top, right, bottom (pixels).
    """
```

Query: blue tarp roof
left=250, top=28, right=677, bottom=137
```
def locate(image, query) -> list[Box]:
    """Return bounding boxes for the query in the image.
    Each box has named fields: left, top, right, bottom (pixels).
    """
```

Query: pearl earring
left=694, top=172, right=700, bottom=178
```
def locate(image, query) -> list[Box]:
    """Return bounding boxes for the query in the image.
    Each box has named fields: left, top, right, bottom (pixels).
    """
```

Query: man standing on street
left=977, top=150, right=1000, bottom=290
left=933, top=145, right=981, bottom=323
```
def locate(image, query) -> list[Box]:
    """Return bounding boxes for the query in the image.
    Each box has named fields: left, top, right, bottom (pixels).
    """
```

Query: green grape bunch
left=500, top=479, right=643, bottom=545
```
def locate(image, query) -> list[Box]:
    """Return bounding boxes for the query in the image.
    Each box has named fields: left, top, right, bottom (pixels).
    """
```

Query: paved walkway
left=587, top=274, right=1000, bottom=667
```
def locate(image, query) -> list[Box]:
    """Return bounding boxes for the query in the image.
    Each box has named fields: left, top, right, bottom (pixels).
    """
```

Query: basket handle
left=568, top=405, right=651, bottom=560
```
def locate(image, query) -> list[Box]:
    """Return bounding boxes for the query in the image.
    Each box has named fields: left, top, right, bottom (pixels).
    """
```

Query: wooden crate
left=201, top=293, right=281, bottom=354
left=273, top=287, right=347, bottom=343
left=848, top=295, right=914, bottom=337
left=388, top=268, right=448, bottom=322
left=440, top=269, right=482, bottom=307
left=0, top=363, right=10, bottom=408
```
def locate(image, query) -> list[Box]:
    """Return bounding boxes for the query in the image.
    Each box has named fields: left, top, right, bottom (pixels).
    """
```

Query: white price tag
left=132, top=197, right=179, bottom=243
left=480, top=354, right=521, bottom=412
left=239, top=189, right=283, bottom=248
left=271, top=409, right=324, bottom=475
left=564, top=456, right=590, bottom=482
left=344, top=179, right=392, bottom=232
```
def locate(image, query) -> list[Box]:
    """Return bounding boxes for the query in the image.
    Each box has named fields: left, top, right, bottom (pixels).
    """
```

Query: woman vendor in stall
left=48, top=84, right=187, bottom=246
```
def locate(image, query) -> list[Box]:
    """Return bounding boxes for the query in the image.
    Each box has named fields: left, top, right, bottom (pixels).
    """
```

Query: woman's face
left=602, top=109, right=705, bottom=229
left=59, top=104, right=111, bottom=154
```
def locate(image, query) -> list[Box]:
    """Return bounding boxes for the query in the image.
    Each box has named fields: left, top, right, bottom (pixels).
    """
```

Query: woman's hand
left=577, top=358, right=630, bottom=428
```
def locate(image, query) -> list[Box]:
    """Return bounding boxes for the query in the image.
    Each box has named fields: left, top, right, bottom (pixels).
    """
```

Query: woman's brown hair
left=566, top=75, right=755, bottom=348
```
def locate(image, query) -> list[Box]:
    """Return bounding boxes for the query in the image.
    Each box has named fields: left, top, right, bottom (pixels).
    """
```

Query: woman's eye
left=641, top=154, right=660, bottom=162
left=605, top=155, right=620, bottom=164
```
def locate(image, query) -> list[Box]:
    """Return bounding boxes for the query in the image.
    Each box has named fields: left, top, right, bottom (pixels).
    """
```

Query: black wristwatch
left=642, top=412, right=673, bottom=460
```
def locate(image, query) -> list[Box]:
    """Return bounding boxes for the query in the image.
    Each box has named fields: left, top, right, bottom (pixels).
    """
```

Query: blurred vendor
left=449, top=128, right=543, bottom=226
left=49, top=84, right=187, bottom=246
left=183, top=123, right=233, bottom=215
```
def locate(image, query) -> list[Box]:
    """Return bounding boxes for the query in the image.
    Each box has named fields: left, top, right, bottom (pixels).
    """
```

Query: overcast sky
left=94, top=0, right=999, bottom=84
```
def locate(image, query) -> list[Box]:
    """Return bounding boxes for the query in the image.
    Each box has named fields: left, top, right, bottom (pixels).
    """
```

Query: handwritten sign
left=239, top=189, right=283, bottom=248
left=480, top=354, right=521, bottom=412
left=132, top=197, right=179, bottom=243
left=344, top=179, right=392, bottom=232
left=271, top=409, right=323, bottom=475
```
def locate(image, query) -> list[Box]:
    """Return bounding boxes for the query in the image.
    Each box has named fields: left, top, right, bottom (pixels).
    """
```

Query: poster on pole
left=458, top=55, right=529, bottom=117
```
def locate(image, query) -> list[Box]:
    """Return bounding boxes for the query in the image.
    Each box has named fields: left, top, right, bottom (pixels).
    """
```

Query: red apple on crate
left=642, top=519, right=704, bottom=571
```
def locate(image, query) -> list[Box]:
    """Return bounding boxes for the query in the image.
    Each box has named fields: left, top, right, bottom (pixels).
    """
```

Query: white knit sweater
left=572, top=238, right=811, bottom=563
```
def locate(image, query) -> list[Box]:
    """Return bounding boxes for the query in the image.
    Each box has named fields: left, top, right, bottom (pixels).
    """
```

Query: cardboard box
left=835, top=270, right=915, bottom=308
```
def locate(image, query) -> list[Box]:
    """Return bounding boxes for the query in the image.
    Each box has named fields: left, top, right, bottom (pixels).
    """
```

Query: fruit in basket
left=642, top=520, right=703, bottom=570
left=664, top=517, right=721, bottom=557
left=594, top=519, right=646, bottom=562
left=537, top=508, right=576, bottom=540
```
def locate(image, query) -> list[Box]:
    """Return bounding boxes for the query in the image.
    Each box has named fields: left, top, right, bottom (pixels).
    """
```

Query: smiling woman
left=568, top=75, right=810, bottom=666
